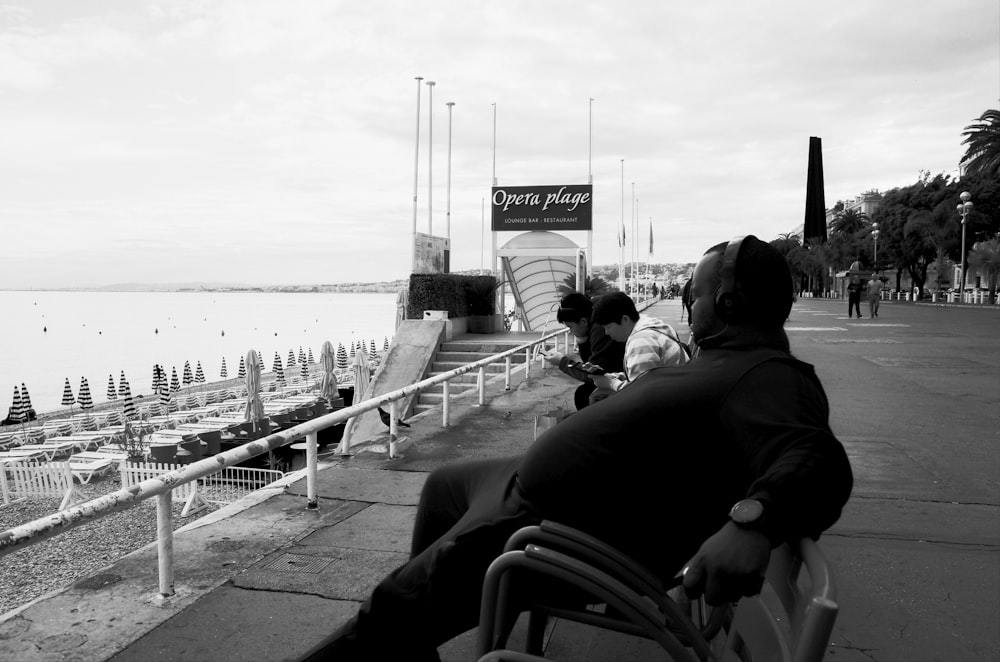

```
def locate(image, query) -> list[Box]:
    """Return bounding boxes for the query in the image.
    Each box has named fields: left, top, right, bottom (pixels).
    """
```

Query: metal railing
left=0, top=329, right=567, bottom=598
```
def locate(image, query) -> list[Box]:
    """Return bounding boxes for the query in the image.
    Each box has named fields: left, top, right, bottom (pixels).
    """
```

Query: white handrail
left=0, top=329, right=565, bottom=597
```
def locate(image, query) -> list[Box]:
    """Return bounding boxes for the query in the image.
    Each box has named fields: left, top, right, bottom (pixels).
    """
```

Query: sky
left=1, top=1, right=998, bottom=288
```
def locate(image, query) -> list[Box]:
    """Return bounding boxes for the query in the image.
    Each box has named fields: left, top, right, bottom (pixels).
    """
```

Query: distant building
left=825, top=189, right=883, bottom=224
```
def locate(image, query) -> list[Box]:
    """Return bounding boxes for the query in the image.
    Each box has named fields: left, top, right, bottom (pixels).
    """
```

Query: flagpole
left=411, top=76, right=423, bottom=273
left=588, top=97, right=594, bottom=185
left=631, top=183, right=636, bottom=295
left=426, top=80, right=436, bottom=237
left=619, top=159, right=625, bottom=292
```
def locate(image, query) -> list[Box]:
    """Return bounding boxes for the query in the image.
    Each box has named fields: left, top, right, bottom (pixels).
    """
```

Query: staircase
left=412, top=339, right=532, bottom=414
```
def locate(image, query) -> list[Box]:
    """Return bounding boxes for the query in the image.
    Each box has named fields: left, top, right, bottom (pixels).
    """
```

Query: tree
left=961, top=109, right=1000, bottom=178
left=967, top=237, right=1000, bottom=300
left=556, top=274, right=616, bottom=299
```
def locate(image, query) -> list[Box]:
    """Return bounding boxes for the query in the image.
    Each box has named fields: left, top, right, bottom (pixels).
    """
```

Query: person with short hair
left=302, top=235, right=853, bottom=662
left=867, top=273, right=881, bottom=318
left=590, top=291, right=688, bottom=393
left=542, top=292, right=626, bottom=409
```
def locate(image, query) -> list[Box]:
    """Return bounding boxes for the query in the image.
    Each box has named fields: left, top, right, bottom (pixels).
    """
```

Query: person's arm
left=682, top=360, right=852, bottom=604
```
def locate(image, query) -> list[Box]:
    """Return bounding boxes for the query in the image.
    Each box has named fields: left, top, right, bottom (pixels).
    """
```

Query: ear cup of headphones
left=715, top=237, right=745, bottom=322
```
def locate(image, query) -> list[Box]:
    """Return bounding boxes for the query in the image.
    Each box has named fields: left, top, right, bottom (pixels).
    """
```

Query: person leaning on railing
left=300, top=235, right=853, bottom=662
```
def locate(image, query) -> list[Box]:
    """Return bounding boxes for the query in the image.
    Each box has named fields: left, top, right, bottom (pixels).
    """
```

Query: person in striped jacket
left=590, top=292, right=689, bottom=393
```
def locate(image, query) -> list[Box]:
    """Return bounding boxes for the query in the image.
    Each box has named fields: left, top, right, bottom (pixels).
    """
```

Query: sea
left=0, top=291, right=398, bottom=416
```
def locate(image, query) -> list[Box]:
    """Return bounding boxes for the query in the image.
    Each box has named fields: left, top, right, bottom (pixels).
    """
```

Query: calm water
left=0, top=291, right=398, bottom=415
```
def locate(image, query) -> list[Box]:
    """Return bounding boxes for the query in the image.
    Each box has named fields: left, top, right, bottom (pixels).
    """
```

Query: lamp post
left=957, top=191, right=973, bottom=301
left=871, top=222, right=879, bottom=270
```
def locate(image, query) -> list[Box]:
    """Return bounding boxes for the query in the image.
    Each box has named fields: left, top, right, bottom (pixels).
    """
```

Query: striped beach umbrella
left=300, top=356, right=310, bottom=381
left=61, top=377, right=75, bottom=407
left=8, top=386, right=25, bottom=424
left=158, top=369, right=171, bottom=414
left=220, top=357, right=228, bottom=379
left=257, top=351, right=265, bottom=371
left=307, top=348, right=315, bottom=364
left=370, top=339, right=377, bottom=357
left=287, top=349, right=296, bottom=368
left=20, top=384, right=33, bottom=416
left=298, top=347, right=307, bottom=365
left=195, top=361, right=206, bottom=383
left=78, top=377, right=94, bottom=412
left=121, top=380, right=136, bottom=420
left=273, top=353, right=285, bottom=385
left=151, top=365, right=162, bottom=396
left=183, top=361, right=193, bottom=386
left=237, top=355, right=246, bottom=380
left=106, top=374, right=118, bottom=401
left=118, top=371, right=128, bottom=396
left=170, top=367, right=180, bottom=392
left=336, top=343, right=348, bottom=370
left=384, top=336, right=390, bottom=351
left=349, top=342, right=356, bottom=359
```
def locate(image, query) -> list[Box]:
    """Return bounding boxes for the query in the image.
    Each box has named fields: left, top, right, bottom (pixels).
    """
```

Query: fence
left=1, top=461, right=85, bottom=511
left=121, top=462, right=284, bottom=517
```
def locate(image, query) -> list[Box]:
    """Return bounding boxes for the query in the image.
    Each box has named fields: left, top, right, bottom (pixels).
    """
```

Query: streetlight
left=871, top=222, right=879, bottom=270
left=957, top=191, right=973, bottom=300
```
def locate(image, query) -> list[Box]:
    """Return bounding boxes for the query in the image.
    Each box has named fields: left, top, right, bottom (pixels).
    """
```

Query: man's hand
left=680, top=522, right=771, bottom=605
left=542, top=350, right=565, bottom=367
left=590, top=373, right=613, bottom=390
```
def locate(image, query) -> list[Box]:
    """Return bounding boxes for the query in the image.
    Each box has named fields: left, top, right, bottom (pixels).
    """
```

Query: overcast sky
left=2, top=1, right=997, bottom=288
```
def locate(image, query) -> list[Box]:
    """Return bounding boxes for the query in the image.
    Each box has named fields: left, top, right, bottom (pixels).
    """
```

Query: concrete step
left=439, top=341, right=535, bottom=354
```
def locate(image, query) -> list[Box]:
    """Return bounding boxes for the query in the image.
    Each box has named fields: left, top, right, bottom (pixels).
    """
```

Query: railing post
left=504, top=356, right=512, bottom=391
left=388, top=401, right=400, bottom=458
left=478, top=366, right=486, bottom=406
left=156, top=492, right=174, bottom=597
left=525, top=348, right=531, bottom=379
left=442, top=381, right=450, bottom=427
left=305, top=431, right=318, bottom=510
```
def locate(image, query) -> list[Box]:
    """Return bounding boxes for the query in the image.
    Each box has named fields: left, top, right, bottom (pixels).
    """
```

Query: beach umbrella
left=384, top=336, right=390, bottom=351
left=298, top=347, right=307, bottom=365
left=78, top=377, right=94, bottom=414
left=106, top=374, right=118, bottom=401
left=300, top=355, right=310, bottom=382
left=244, top=349, right=265, bottom=435
left=370, top=339, right=377, bottom=357
left=19, top=384, right=33, bottom=418
left=8, top=386, right=25, bottom=424
left=257, top=351, right=264, bottom=371
left=183, top=361, right=193, bottom=386
left=195, top=361, right=206, bottom=383
left=121, top=380, right=136, bottom=420
left=220, top=357, right=228, bottom=379
left=158, top=368, right=171, bottom=415
left=320, top=341, right=338, bottom=403
left=307, top=348, right=315, bottom=364
left=273, top=353, right=285, bottom=385
left=152, top=364, right=162, bottom=392
left=351, top=348, right=371, bottom=402
left=237, top=356, right=246, bottom=380
left=336, top=343, right=348, bottom=370
left=118, top=371, right=128, bottom=396
left=349, top=342, right=356, bottom=359
left=170, top=367, right=180, bottom=392
left=61, top=377, right=75, bottom=407
left=287, top=349, right=296, bottom=368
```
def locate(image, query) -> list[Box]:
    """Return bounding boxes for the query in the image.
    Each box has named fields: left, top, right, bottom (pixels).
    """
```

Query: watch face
left=730, top=499, right=764, bottom=524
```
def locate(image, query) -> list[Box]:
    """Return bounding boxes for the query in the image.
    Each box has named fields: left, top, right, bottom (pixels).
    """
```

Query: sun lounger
left=32, top=440, right=83, bottom=460
left=69, top=457, right=115, bottom=484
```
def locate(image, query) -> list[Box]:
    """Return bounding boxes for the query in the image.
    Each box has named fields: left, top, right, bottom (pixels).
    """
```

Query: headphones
left=715, top=236, right=746, bottom=322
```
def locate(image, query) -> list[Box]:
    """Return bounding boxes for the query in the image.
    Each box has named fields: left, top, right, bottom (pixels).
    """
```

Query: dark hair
left=592, top=292, right=639, bottom=325
left=703, top=235, right=793, bottom=327
left=556, top=292, right=593, bottom=324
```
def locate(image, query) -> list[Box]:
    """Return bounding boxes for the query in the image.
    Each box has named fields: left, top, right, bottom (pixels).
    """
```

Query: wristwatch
left=729, top=498, right=765, bottom=528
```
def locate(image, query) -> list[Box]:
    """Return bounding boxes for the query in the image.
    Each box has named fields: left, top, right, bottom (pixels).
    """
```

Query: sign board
left=414, top=233, right=449, bottom=274
left=491, top=184, right=592, bottom=232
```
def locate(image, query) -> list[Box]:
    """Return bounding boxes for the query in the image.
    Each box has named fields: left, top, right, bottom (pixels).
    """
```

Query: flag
left=649, top=220, right=654, bottom=256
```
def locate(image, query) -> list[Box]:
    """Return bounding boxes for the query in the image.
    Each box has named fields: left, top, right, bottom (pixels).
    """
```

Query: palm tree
left=829, top=208, right=870, bottom=236
left=961, top=109, right=1000, bottom=177
left=967, top=236, right=1000, bottom=301
left=556, top=274, right=616, bottom=299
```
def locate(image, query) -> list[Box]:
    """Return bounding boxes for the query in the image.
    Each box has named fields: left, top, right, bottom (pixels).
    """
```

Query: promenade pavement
left=1, top=297, right=997, bottom=661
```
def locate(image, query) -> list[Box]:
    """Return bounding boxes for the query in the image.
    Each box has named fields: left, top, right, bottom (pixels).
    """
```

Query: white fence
left=1, top=461, right=85, bottom=511
left=121, top=462, right=284, bottom=517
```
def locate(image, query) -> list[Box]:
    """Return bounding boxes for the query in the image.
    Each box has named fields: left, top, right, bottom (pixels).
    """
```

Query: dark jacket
left=557, top=322, right=625, bottom=382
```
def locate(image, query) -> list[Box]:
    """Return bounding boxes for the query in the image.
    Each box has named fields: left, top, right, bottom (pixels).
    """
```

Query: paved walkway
left=1, top=297, right=997, bottom=661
